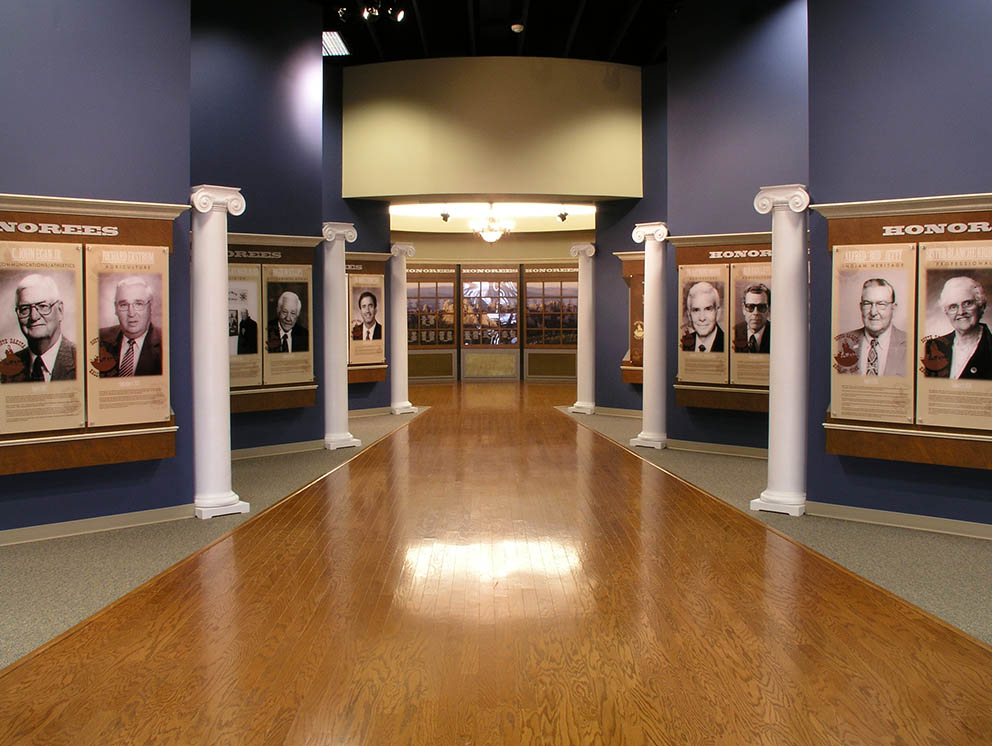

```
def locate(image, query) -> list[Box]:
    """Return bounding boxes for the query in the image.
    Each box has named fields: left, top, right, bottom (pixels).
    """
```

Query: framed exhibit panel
left=522, top=263, right=578, bottom=381
left=917, top=241, right=992, bottom=429
left=613, top=251, right=644, bottom=383
left=346, top=252, right=389, bottom=382
left=669, top=233, right=772, bottom=411
left=829, top=243, right=916, bottom=424
left=407, top=263, right=457, bottom=381
left=461, top=264, right=519, bottom=379
left=729, top=262, right=772, bottom=386
left=262, top=263, right=313, bottom=385
left=677, top=264, right=729, bottom=384
left=228, top=263, right=261, bottom=388
left=0, top=193, right=184, bottom=475
left=85, top=244, right=170, bottom=427
left=228, top=235, right=321, bottom=412
left=0, top=241, right=85, bottom=433
left=814, top=193, right=992, bottom=469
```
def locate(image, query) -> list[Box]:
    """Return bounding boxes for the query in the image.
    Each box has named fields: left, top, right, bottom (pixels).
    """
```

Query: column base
left=568, top=402, right=595, bottom=415
left=195, top=497, right=250, bottom=520
left=324, top=434, right=362, bottom=450
left=391, top=402, right=417, bottom=415
left=750, top=489, right=806, bottom=516
left=630, top=432, right=666, bottom=449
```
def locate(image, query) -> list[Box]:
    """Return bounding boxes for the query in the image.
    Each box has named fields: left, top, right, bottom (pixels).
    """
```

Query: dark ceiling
left=322, top=0, right=774, bottom=68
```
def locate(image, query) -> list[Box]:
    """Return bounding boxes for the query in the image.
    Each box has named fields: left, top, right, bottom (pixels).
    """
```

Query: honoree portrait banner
left=348, top=274, right=386, bottom=365
left=85, top=244, right=170, bottom=427
left=0, top=241, right=85, bottom=434
left=830, top=243, right=916, bottom=424
left=262, top=263, right=313, bottom=386
left=729, top=262, right=771, bottom=386
left=228, top=264, right=261, bottom=388
left=677, top=264, right=729, bottom=384
left=917, top=241, right=992, bottom=429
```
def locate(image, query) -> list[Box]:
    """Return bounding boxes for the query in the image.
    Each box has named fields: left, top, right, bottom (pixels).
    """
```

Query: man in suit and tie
left=834, top=278, right=906, bottom=376
left=351, top=290, right=383, bottom=341
left=267, top=290, right=309, bottom=353
left=237, top=309, right=258, bottom=354
left=922, top=275, right=992, bottom=379
left=732, top=283, right=771, bottom=353
left=98, top=276, right=162, bottom=377
left=1, top=273, right=76, bottom=383
left=680, top=281, right=724, bottom=352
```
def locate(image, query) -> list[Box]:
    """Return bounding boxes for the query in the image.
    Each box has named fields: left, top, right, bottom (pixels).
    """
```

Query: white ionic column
left=390, top=243, right=416, bottom=414
left=750, top=185, right=811, bottom=517
left=630, top=222, right=669, bottom=449
left=190, top=185, right=250, bottom=519
left=322, top=222, right=361, bottom=450
left=568, top=242, right=596, bottom=414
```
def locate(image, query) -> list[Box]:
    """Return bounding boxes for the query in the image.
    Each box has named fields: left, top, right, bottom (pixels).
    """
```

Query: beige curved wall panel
left=343, top=57, right=642, bottom=200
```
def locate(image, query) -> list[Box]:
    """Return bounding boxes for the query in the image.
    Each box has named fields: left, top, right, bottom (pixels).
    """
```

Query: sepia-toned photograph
left=829, top=243, right=915, bottom=425
left=95, top=273, right=164, bottom=378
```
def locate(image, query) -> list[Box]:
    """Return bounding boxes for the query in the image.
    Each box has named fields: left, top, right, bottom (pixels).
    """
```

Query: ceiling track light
left=362, top=1, right=381, bottom=21
left=386, top=4, right=406, bottom=22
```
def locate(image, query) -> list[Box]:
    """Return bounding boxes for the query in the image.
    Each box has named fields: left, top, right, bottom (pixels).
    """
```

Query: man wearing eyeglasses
left=733, top=283, right=771, bottom=353
left=98, top=276, right=162, bottom=377
left=922, top=275, right=992, bottom=379
left=834, top=278, right=906, bottom=376
left=1, top=273, right=76, bottom=383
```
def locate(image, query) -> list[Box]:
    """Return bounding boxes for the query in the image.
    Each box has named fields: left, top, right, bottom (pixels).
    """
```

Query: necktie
left=31, top=356, right=45, bottom=382
left=698, top=344, right=706, bottom=352
left=119, top=339, right=136, bottom=377
left=281, top=333, right=289, bottom=352
left=748, top=334, right=758, bottom=353
left=866, top=338, right=879, bottom=375
left=366, top=329, right=371, bottom=341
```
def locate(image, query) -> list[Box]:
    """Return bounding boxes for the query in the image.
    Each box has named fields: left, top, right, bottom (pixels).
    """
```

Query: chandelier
left=469, top=207, right=515, bottom=243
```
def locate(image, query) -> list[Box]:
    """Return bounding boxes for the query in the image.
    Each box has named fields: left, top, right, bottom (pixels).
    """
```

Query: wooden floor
left=2, top=382, right=990, bottom=745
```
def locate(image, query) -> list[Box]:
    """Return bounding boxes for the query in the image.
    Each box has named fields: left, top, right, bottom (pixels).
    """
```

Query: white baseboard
left=587, top=406, right=642, bottom=418
left=0, top=504, right=193, bottom=547
left=806, top=501, right=992, bottom=541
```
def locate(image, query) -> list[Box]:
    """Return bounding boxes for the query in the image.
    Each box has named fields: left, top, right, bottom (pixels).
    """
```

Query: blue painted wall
left=807, top=0, right=992, bottom=523
left=0, top=0, right=193, bottom=530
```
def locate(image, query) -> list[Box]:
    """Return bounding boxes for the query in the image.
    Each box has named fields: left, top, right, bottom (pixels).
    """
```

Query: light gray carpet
left=0, top=409, right=423, bottom=670
left=558, top=406, right=992, bottom=647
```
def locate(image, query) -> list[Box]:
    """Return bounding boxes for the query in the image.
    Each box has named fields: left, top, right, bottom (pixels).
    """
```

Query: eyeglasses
left=15, top=300, right=59, bottom=318
left=860, top=301, right=892, bottom=311
left=743, top=303, right=768, bottom=313
left=116, top=300, right=150, bottom=312
left=944, top=299, right=977, bottom=314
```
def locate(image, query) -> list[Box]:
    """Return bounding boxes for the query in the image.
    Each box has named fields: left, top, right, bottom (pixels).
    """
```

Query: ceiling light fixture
left=362, top=2, right=381, bottom=21
left=386, top=4, right=406, bottom=22
left=557, top=211, right=568, bottom=222
left=469, top=205, right=514, bottom=243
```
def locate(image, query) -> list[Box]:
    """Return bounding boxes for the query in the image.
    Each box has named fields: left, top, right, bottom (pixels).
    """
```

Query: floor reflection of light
left=404, top=539, right=580, bottom=582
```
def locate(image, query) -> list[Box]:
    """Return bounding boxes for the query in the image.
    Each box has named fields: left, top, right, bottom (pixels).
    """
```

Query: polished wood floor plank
left=1, top=381, right=991, bottom=745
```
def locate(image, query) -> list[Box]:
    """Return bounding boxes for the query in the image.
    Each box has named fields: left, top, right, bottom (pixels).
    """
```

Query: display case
left=522, top=263, right=578, bottom=380
left=460, top=264, right=519, bottom=379
left=613, top=251, right=645, bottom=383
left=406, top=263, right=458, bottom=380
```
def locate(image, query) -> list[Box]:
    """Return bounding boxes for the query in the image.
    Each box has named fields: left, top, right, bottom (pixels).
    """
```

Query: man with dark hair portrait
left=352, top=290, right=382, bottom=340
left=922, top=275, right=992, bottom=379
left=834, top=278, right=906, bottom=376
left=733, top=283, right=771, bottom=353
left=1, top=273, right=76, bottom=383
left=267, top=290, right=308, bottom=353
left=680, top=281, right=724, bottom=352
left=99, top=276, right=162, bottom=377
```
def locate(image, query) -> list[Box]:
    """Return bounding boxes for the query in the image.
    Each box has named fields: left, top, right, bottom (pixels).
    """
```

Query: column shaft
left=630, top=223, right=669, bottom=449
left=390, top=244, right=416, bottom=414
left=190, top=185, right=249, bottom=519
left=322, top=223, right=361, bottom=449
left=569, top=243, right=596, bottom=414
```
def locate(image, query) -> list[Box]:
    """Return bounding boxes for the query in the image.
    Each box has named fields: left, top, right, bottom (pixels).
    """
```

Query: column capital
left=391, top=243, right=416, bottom=258
left=632, top=222, right=668, bottom=244
left=322, top=221, right=358, bottom=243
left=569, top=242, right=596, bottom=258
left=190, top=185, right=246, bottom=216
left=754, top=184, right=810, bottom=215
